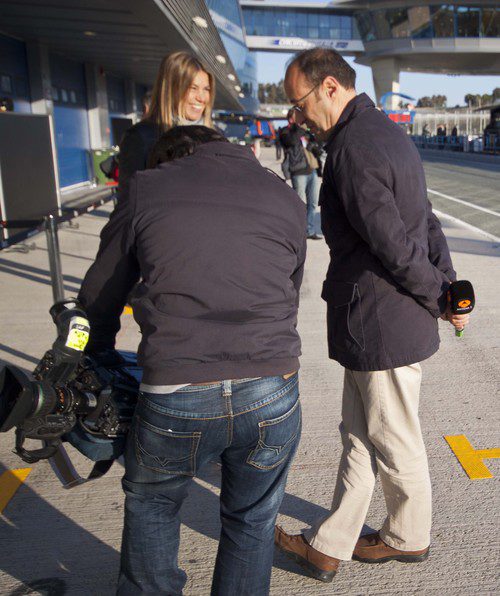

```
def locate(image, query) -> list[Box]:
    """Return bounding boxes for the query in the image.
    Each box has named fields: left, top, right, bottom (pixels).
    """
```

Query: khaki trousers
left=304, top=364, right=432, bottom=560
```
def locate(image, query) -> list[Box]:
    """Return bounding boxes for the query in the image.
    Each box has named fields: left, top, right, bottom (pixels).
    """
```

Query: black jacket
left=279, top=124, right=312, bottom=178
left=78, top=142, right=307, bottom=384
left=321, top=94, right=456, bottom=371
left=118, top=120, right=160, bottom=198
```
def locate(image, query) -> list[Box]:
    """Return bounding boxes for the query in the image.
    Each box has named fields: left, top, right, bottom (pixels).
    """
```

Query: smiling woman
left=117, top=52, right=216, bottom=198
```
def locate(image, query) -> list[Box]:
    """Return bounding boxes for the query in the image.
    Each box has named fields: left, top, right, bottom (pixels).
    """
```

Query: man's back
left=78, top=129, right=306, bottom=595
left=85, top=141, right=307, bottom=385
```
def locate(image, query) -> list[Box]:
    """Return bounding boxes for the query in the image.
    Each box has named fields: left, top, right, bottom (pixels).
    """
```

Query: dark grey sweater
left=78, top=142, right=306, bottom=384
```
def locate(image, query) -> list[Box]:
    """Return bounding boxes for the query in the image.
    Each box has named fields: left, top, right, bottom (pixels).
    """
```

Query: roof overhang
left=357, top=38, right=500, bottom=74
left=240, top=1, right=361, bottom=9
left=0, top=0, right=243, bottom=110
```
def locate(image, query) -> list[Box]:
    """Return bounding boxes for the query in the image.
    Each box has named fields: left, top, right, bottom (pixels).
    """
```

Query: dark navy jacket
left=78, top=141, right=306, bottom=384
left=321, top=93, right=456, bottom=371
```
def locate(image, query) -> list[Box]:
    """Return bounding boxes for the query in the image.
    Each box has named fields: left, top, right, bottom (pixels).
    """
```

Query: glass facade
left=242, top=7, right=358, bottom=40
left=356, top=5, right=499, bottom=41
left=206, top=0, right=259, bottom=113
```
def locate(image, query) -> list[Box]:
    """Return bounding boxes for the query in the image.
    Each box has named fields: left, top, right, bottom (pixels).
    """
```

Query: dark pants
left=117, top=374, right=301, bottom=595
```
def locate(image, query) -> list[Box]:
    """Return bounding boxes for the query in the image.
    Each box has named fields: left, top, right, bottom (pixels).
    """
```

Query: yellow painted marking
left=123, top=306, right=133, bottom=315
left=0, top=468, right=32, bottom=513
left=445, top=435, right=500, bottom=480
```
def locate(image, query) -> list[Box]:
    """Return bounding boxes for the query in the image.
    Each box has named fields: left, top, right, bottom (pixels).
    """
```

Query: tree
left=483, top=93, right=493, bottom=105
left=432, top=94, right=447, bottom=108
left=417, top=96, right=433, bottom=108
left=417, top=95, right=447, bottom=108
left=464, top=93, right=493, bottom=108
left=258, top=80, right=288, bottom=104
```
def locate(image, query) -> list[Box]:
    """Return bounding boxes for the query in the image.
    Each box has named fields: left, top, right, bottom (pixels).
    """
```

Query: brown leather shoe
left=274, top=526, right=340, bottom=582
left=353, top=532, right=430, bottom=564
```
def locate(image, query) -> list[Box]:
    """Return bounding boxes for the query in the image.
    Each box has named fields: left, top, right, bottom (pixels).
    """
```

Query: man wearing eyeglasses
left=274, top=48, right=470, bottom=583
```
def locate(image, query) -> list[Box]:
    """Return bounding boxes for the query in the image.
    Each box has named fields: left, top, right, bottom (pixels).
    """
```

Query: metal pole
left=44, top=214, right=65, bottom=303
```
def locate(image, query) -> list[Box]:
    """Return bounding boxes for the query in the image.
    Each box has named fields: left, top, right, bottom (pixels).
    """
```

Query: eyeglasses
left=291, top=84, right=320, bottom=114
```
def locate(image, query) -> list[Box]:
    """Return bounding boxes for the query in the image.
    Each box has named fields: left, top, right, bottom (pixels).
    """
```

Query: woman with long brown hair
left=118, top=51, right=216, bottom=196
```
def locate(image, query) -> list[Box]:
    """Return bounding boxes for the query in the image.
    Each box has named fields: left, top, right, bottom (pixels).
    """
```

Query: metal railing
left=411, top=135, right=500, bottom=155
left=1, top=191, right=116, bottom=301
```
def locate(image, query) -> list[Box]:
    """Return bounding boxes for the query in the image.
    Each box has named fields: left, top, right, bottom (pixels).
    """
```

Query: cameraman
left=78, top=126, right=306, bottom=595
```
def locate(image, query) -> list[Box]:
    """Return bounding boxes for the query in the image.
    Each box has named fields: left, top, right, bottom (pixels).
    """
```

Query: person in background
left=280, top=109, right=322, bottom=240
left=275, top=133, right=282, bottom=160
left=78, top=125, right=306, bottom=595
left=118, top=51, right=216, bottom=198
left=141, top=90, right=152, bottom=118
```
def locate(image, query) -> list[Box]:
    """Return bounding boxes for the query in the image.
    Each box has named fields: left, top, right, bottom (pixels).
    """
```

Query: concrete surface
left=420, top=151, right=500, bottom=239
left=0, top=147, right=498, bottom=595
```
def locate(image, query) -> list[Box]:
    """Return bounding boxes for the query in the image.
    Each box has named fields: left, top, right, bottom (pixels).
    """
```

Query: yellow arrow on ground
left=0, top=468, right=32, bottom=514
left=445, top=435, right=500, bottom=480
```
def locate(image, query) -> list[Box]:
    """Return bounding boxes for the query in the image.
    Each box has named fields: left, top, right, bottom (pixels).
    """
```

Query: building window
left=51, top=86, right=59, bottom=101
left=432, top=5, right=455, bottom=37
left=373, top=10, right=391, bottom=39
left=14, top=77, right=29, bottom=99
left=356, top=12, right=376, bottom=41
left=456, top=6, right=480, bottom=37
left=308, top=12, right=319, bottom=27
left=482, top=8, right=499, bottom=37
left=408, top=6, right=433, bottom=38
left=387, top=9, right=410, bottom=38
left=60, top=88, right=68, bottom=103
left=1, top=74, right=12, bottom=93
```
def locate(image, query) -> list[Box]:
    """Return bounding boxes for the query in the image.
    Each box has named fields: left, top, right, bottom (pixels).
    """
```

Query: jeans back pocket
left=134, top=416, right=201, bottom=476
left=247, top=399, right=301, bottom=470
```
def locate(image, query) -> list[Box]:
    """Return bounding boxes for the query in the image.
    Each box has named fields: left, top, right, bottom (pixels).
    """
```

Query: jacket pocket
left=134, top=416, right=201, bottom=476
left=247, top=399, right=301, bottom=470
left=322, top=281, right=365, bottom=351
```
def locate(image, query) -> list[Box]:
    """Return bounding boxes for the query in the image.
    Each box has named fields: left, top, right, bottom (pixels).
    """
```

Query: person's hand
left=440, top=305, right=470, bottom=330
left=440, top=290, right=471, bottom=331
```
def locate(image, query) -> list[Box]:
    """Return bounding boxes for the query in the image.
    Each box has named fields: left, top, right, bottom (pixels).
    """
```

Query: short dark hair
left=288, top=48, right=356, bottom=91
left=148, top=125, right=228, bottom=167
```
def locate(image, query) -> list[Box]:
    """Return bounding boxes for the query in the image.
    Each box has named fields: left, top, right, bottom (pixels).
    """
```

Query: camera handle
left=48, top=443, right=114, bottom=489
left=14, top=428, right=61, bottom=463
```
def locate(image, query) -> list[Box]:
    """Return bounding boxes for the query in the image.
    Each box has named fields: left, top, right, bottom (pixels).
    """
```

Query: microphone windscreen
left=449, top=280, right=475, bottom=314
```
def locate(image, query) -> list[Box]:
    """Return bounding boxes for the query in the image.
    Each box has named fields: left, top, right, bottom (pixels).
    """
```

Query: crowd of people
left=77, top=48, right=470, bottom=595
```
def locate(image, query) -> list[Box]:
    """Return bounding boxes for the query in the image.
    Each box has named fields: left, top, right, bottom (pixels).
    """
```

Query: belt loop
left=222, top=380, right=232, bottom=397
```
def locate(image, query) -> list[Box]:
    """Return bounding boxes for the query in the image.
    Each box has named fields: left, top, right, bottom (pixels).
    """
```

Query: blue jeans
left=117, top=374, right=301, bottom=595
left=291, top=171, right=320, bottom=236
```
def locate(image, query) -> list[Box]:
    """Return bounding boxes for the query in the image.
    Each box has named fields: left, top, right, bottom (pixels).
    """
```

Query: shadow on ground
left=0, top=462, right=120, bottom=595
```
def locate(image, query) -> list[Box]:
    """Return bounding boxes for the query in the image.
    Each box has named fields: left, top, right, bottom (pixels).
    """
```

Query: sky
left=254, top=54, right=499, bottom=108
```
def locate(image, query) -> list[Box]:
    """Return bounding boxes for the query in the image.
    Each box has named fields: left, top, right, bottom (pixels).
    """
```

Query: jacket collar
left=194, top=140, right=258, bottom=162
left=325, top=93, right=374, bottom=149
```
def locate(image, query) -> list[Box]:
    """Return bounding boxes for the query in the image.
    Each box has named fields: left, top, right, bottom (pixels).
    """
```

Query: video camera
left=0, top=300, right=140, bottom=475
